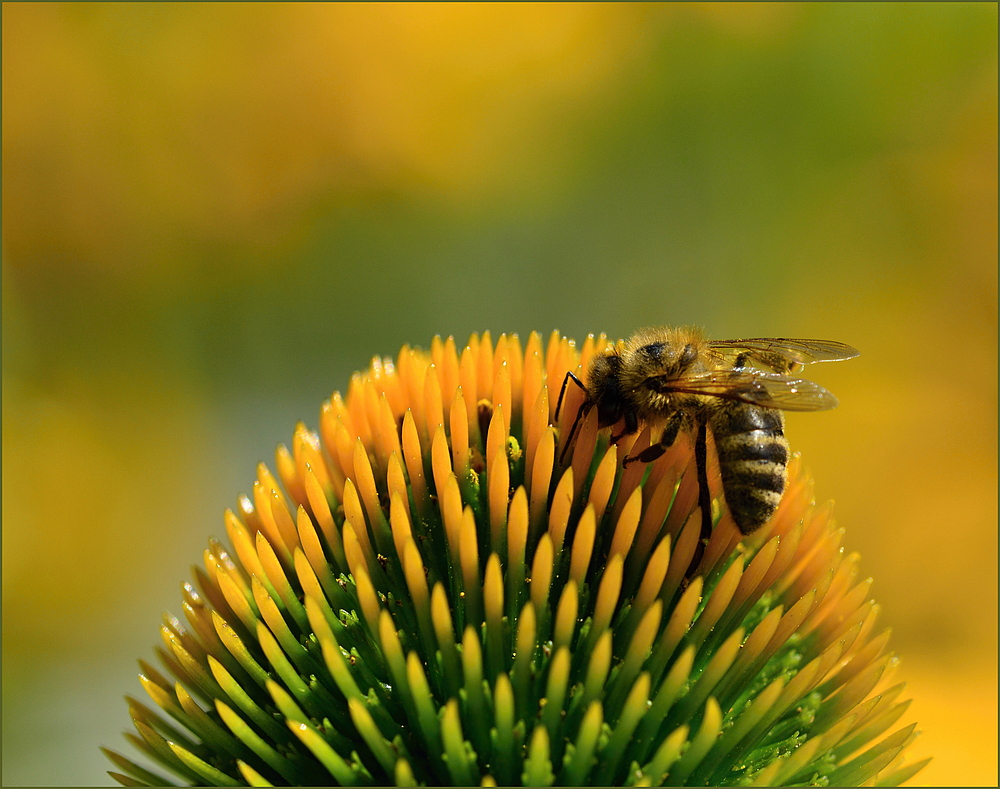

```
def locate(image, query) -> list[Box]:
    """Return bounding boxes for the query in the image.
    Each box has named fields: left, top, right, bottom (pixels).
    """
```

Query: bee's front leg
left=622, top=411, right=684, bottom=466
left=610, top=409, right=640, bottom=444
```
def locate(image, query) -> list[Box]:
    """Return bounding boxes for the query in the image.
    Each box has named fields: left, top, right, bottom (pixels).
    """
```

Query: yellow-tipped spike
left=401, top=410, right=429, bottom=518
left=568, top=503, right=596, bottom=587
left=642, top=723, right=689, bottom=786
left=522, top=724, right=553, bottom=787
left=460, top=507, right=482, bottom=628
left=256, top=463, right=288, bottom=512
left=459, top=345, right=479, bottom=443
left=540, top=646, right=571, bottom=734
left=430, top=582, right=462, bottom=696
left=386, top=452, right=408, bottom=517
left=506, top=486, right=529, bottom=614
left=341, top=479, right=375, bottom=569
left=594, top=672, right=651, bottom=784
left=687, top=555, right=744, bottom=647
left=631, top=464, right=679, bottom=562
left=477, top=330, right=494, bottom=398
left=522, top=354, right=546, bottom=481
left=438, top=337, right=461, bottom=418
left=485, top=403, right=508, bottom=477
left=671, top=628, right=744, bottom=725
left=275, top=443, right=306, bottom=511
left=450, top=388, right=470, bottom=481
left=347, top=696, right=397, bottom=777
left=544, top=464, right=576, bottom=561
left=223, top=509, right=264, bottom=581
left=563, top=700, right=603, bottom=785
left=441, top=699, right=477, bottom=786
left=552, top=581, right=578, bottom=652
left=488, top=444, right=510, bottom=554
left=587, top=553, right=623, bottom=652
left=530, top=533, right=554, bottom=614
left=401, top=540, right=434, bottom=658
left=493, top=361, right=512, bottom=439
left=352, top=438, right=385, bottom=538
left=389, top=490, right=414, bottom=567
left=431, top=424, right=453, bottom=497
left=586, top=445, right=618, bottom=524
left=352, top=567, right=382, bottom=644
left=439, top=473, right=464, bottom=568
left=660, top=507, right=703, bottom=602
left=512, top=602, right=536, bottom=694
left=570, top=408, right=599, bottom=500
left=252, top=482, right=291, bottom=566
left=301, top=467, right=345, bottom=572
left=423, top=364, right=444, bottom=435
left=484, top=553, right=505, bottom=677
left=666, top=697, right=722, bottom=785
left=581, top=630, right=612, bottom=710
left=609, top=484, right=643, bottom=561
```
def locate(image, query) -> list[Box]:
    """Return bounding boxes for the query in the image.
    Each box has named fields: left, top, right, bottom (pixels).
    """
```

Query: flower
left=103, top=331, right=929, bottom=786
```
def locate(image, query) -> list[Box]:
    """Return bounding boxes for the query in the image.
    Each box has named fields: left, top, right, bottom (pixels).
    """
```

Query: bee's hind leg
left=686, top=419, right=712, bottom=579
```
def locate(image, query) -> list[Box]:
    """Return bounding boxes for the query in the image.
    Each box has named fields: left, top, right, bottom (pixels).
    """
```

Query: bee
left=557, top=327, right=858, bottom=541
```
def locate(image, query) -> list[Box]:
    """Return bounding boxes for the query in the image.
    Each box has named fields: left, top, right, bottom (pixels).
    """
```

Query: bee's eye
left=679, top=343, right=697, bottom=367
left=639, top=342, right=666, bottom=360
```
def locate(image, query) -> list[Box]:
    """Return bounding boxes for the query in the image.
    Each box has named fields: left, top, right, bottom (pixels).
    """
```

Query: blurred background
left=3, top=3, right=995, bottom=786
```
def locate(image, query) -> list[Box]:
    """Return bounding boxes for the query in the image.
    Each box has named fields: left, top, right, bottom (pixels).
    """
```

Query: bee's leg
left=622, top=412, right=683, bottom=466
left=555, top=371, right=587, bottom=421
left=685, top=419, right=712, bottom=580
left=556, top=371, right=592, bottom=464
left=610, top=409, right=639, bottom=444
left=558, top=401, right=592, bottom=464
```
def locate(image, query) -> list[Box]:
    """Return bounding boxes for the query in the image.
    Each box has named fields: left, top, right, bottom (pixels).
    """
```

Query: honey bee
left=557, top=327, right=858, bottom=540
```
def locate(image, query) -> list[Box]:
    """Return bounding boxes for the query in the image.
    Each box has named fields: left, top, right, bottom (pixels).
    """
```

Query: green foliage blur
left=3, top=4, right=995, bottom=786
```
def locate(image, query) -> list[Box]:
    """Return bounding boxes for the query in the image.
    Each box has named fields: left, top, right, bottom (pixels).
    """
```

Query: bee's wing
left=662, top=370, right=841, bottom=411
left=707, top=338, right=859, bottom=372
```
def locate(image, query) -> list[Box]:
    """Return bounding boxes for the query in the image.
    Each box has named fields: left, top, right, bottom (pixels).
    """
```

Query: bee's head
left=617, top=327, right=707, bottom=404
left=634, top=339, right=698, bottom=376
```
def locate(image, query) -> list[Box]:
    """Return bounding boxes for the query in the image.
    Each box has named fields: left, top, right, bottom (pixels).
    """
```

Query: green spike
left=633, top=645, right=695, bottom=757
left=100, top=748, right=175, bottom=787
left=521, top=725, right=554, bottom=787
left=208, top=656, right=292, bottom=745
left=406, top=651, right=445, bottom=760
left=107, top=771, right=148, bottom=787
left=215, top=700, right=307, bottom=784
left=166, top=741, right=242, bottom=787
left=441, top=699, right=478, bottom=786
left=561, top=700, right=602, bottom=786
left=540, top=646, right=571, bottom=738
left=130, top=720, right=202, bottom=784
left=236, top=760, right=274, bottom=787
left=491, top=673, right=519, bottom=786
left=874, top=756, right=933, bottom=787
left=825, top=724, right=917, bottom=787
left=665, top=697, right=722, bottom=785
left=593, top=673, right=651, bottom=785
left=640, top=724, right=689, bottom=787
left=347, top=696, right=401, bottom=779
left=394, top=757, right=418, bottom=786
left=286, top=720, right=357, bottom=786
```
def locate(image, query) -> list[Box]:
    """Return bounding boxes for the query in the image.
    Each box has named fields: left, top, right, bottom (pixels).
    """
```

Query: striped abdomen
left=711, top=403, right=789, bottom=535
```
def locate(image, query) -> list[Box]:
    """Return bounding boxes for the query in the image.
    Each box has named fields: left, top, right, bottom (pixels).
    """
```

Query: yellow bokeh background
left=3, top=4, right=995, bottom=785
